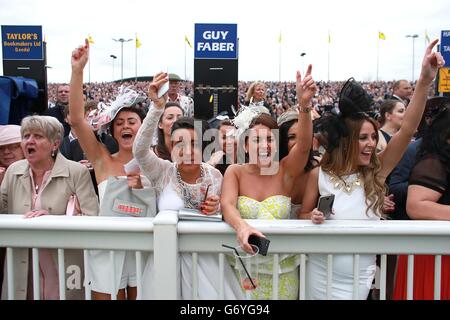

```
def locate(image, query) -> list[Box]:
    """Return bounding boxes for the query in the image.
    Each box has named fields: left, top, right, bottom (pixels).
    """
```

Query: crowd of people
left=1, top=38, right=449, bottom=301
left=48, top=77, right=435, bottom=122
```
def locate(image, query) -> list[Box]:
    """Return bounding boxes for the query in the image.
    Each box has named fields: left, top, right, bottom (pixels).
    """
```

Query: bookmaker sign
left=195, top=23, right=237, bottom=59
left=1, top=25, right=43, bottom=60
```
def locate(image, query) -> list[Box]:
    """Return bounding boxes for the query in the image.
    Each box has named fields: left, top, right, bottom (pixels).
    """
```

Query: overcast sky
left=1, top=0, right=449, bottom=83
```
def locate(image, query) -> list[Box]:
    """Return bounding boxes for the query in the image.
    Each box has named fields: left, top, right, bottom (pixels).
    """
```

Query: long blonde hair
left=321, top=117, right=386, bottom=217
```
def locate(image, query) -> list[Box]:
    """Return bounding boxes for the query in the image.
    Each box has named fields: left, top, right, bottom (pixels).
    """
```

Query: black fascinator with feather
left=338, top=78, right=374, bottom=118
left=315, top=78, right=374, bottom=153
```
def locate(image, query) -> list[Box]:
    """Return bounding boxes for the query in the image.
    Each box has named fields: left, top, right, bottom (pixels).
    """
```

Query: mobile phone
left=157, top=81, right=169, bottom=98
left=317, top=194, right=335, bottom=219
left=248, top=234, right=270, bottom=256
left=157, top=69, right=169, bottom=98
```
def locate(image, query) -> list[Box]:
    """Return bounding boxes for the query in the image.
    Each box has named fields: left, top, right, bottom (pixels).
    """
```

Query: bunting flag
left=425, top=30, right=431, bottom=43
left=136, top=35, right=142, bottom=48
left=185, top=35, right=192, bottom=48
left=378, top=31, right=386, bottom=40
left=87, top=35, right=94, bottom=44
left=278, top=31, right=282, bottom=43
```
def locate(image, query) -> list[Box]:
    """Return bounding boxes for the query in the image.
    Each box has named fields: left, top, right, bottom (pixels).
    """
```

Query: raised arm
left=299, top=167, right=322, bottom=223
left=220, top=165, right=265, bottom=253
left=379, top=39, right=445, bottom=178
left=69, top=39, right=109, bottom=168
left=133, top=73, right=172, bottom=182
left=282, top=65, right=315, bottom=177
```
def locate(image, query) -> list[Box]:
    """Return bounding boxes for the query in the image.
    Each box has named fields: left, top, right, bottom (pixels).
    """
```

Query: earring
left=51, top=149, right=55, bottom=157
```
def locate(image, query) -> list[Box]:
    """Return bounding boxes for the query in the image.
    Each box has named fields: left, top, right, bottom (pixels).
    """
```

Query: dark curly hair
left=278, top=119, right=317, bottom=172
left=417, top=108, right=450, bottom=172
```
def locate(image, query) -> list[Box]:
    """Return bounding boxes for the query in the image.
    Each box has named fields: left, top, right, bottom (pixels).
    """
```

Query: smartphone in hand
left=248, top=234, right=270, bottom=256
left=157, top=69, right=169, bottom=98
left=317, top=194, right=335, bottom=219
left=157, top=81, right=169, bottom=98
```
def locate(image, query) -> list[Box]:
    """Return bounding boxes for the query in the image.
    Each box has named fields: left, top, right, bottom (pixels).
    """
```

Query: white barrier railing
left=1, top=211, right=450, bottom=300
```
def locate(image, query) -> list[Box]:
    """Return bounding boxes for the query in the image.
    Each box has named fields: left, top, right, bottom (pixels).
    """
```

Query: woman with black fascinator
left=299, top=40, right=445, bottom=300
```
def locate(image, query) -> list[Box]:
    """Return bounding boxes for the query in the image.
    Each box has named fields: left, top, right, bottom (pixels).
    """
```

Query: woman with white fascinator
left=69, top=39, right=152, bottom=300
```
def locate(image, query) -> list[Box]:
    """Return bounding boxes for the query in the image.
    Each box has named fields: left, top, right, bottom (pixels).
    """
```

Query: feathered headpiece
left=91, top=86, right=144, bottom=135
left=315, top=78, right=374, bottom=153
left=231, top=101, right=270, bottom=138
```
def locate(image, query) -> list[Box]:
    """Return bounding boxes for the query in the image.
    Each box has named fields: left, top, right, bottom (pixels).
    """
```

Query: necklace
left=176, top=164, right=205, bottom=209
left=329, top=172, right=361, bottom=195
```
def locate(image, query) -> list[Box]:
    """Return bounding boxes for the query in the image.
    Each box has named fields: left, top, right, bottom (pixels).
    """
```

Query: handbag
left=99, top=176, right=157, bottom=217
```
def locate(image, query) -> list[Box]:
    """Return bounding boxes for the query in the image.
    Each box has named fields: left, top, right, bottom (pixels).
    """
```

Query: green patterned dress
left=229, top=195, right=300, bottom=300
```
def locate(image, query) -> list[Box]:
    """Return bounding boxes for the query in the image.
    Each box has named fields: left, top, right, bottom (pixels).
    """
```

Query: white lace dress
left=305, top=167, right=380, bottom=300
left=133, top=105, right=244, bottom=300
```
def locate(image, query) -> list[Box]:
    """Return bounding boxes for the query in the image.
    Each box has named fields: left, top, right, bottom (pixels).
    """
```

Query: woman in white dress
left=299, top=40, right=445, bottom=300
left=70, top=40, right=149, bottom=300
left=133, top=72, right=244, bottom=299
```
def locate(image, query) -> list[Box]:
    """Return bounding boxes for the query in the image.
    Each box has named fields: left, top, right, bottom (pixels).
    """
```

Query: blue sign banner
left=195, top=23, right=237, bottom=59
left=1, top=25, right=43, bottom=60
left=441, top=30, right=450, bottom=67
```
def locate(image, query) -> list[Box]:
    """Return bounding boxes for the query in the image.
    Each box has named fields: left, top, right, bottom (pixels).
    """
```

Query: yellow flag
left=136, top=35, right=142, bottom=48
left=425, top=30, right=430, bottom=43
left=378, top=31, right=386, bottom=40
left=278, top=31, right=282, bottom=43
left=185, top=35, right=192, bottom=48
left=87, top=35, right=94, bottom=44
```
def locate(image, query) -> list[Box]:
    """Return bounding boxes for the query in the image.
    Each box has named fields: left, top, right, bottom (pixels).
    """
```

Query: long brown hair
left=321, top=117, right=386, bottom=217
left=155, top=102, right=184, bottom=161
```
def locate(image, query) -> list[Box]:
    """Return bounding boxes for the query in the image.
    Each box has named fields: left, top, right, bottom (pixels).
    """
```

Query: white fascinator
left=91, top=86, right=145, bottom=135
left=231, top=99, right=271, bottom=137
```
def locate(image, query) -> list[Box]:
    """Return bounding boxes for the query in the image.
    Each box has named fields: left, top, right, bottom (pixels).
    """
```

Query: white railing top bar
left=0, top=215, right=155, bottom=251
left=178, top=219, right=450, bottom=236
left=0, top=215, right=155, bottom=232
left=177, top=219, right=450, bottom=255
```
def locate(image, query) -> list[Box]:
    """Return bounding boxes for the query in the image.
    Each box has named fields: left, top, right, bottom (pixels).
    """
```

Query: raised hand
left=420, top=39, right=445, bottom=84
left=148, top=72, right=169, bottom=109
left=71, top=39, right=89, bottom=72
left=296, top=64, right=317, bottom=107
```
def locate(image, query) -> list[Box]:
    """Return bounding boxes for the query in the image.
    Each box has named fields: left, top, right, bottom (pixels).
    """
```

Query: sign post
left=438, top=30, right=450, bottom=94
left=1, top=25, right=44, bottom=60
left=1, top=25, right=48, bottom=115
left=194, top=23, right=238, bottom=121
